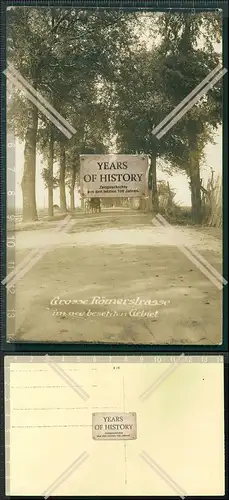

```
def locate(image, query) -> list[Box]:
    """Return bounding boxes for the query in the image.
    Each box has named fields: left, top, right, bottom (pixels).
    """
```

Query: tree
left=7, top=7, right=137, bottom=220
left=113, top=11, right=223, bottom=222
left=7, top=7, right=55, bottom=220
left=157, top=11, right=223, bottom=223
left=63, top=81, right=111, bottom=211
left=112, top=46, right=190, bottom=212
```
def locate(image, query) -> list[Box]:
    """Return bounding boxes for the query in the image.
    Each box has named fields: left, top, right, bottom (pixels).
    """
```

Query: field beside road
left=10, top=209, right=222, bottom=345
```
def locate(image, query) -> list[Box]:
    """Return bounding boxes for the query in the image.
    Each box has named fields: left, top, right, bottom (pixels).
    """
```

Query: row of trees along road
left=7, top=8, right=222, bottom=223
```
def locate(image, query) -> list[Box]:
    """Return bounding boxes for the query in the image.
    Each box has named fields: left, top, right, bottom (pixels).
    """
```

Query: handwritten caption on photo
left=49, top=296, right=171, bottom=319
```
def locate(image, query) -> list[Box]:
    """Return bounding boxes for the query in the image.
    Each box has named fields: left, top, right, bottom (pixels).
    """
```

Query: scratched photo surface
left=5, top=355, right=225, bottom=496
left=6, top=8, right=225, bottom=344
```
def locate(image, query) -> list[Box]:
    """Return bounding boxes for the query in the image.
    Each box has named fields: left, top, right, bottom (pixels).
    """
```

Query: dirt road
left=11, top=209, right=222, bottom=344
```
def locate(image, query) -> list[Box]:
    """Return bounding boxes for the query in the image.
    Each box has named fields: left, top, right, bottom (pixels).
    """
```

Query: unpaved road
left=10, top=209, right=222, bottom=344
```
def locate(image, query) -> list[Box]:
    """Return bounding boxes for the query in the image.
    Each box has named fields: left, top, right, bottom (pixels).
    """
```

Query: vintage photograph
left=6, top=7, right=225, bottom=344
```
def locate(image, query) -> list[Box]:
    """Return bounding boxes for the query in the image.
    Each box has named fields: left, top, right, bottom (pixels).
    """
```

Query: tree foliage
left=7, top=8, right=223, bottom=222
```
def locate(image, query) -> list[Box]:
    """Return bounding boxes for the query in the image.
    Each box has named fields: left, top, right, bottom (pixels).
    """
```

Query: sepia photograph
left=5, top=7, right=225, bottom=344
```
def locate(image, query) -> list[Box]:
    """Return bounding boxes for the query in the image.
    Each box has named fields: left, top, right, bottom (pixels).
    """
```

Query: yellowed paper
left=5, top=355, right=225, bottom=496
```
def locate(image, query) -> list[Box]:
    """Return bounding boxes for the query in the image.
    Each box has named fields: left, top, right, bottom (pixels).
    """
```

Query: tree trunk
left=59, top=143, right=67, bottom=211
left=21, top=102, right=38, bottom=221
left=70, top=167, right=76, bottom=211
left=188, top=132, right=202, bottom=224
left=150, top=151, right=159, bottom=213
left=48, top=128, right=54, bottom=217
left=208, top=175, right=222, bottom=227
left=70, top=188, right=75, bottom=212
